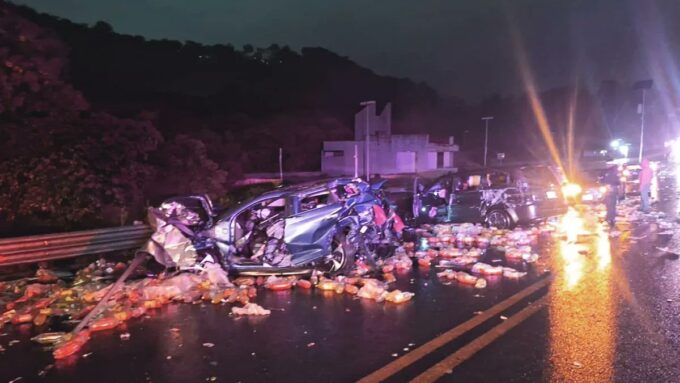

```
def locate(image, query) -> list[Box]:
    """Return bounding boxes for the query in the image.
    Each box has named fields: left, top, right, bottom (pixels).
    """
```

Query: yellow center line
left=358, top=275, right=551, bottom=383
left=410, top=295, right=548, bottom=383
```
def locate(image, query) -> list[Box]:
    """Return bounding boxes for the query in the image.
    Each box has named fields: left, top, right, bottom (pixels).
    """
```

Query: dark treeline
left=0, top=1, right=669, bottom=234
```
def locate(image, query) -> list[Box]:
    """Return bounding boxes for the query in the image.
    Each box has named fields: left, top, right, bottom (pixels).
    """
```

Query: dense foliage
left=0, top=5, right=214, bottom=233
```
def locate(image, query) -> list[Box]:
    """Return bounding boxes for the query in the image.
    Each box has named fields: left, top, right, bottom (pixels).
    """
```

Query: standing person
left=639, top=159, right=653, bottom=212
left=603, top=164, right=620, bottom=227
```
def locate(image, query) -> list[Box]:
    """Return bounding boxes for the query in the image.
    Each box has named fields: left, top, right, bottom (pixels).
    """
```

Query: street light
left=481, top=116, right=494, bottom=167
left=633, top=79, right=653, bottom=163
left=360, top=100, right=376, bottom=179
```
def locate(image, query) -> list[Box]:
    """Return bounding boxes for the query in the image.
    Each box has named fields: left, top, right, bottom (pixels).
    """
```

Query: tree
left=0, top=5, right=163, bottom=233
left=146, top=135, right=228, bottom=202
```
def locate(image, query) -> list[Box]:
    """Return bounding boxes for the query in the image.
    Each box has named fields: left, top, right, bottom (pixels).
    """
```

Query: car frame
left=146, top=178, right=388, bottom=275
left=411, top=165, right=567, bottom=229
left=214, top=179, right=359, bottom=268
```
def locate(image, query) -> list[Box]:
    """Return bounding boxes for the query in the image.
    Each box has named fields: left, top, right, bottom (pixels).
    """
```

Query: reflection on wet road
left=549, top=207, right=616, bottom=382
left=413, top=168, right=678, bottom=382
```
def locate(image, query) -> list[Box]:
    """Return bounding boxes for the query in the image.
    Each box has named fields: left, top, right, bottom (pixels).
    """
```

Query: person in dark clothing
left=602, top=164, right=621, bottom=226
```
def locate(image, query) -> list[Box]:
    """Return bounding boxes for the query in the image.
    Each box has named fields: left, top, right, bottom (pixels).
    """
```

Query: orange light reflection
left=550, top=208, right=616, bottom=382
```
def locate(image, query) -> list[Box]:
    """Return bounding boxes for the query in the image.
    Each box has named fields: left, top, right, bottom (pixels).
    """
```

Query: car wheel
left=326, top=232, right=356, bottom=276
left=486, top=209, right=513, bottom=230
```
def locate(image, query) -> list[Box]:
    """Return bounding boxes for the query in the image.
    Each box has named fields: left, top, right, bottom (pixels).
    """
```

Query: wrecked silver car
left=140, top=178, right=400, bottom=276
left=411, top=165, right=567, bottom=229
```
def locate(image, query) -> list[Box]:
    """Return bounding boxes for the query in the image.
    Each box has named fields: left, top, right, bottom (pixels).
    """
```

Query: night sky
left=14, top=0, right=680, bottom=100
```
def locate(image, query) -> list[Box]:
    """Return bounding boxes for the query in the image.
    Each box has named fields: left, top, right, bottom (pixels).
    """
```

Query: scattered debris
left=384, top=290, right=415, bottom=304
left=231, top=303, right=271, bottom=316
left=31, top=332, right=66, bottom=345
left=37, top=364, right=54, bottom=377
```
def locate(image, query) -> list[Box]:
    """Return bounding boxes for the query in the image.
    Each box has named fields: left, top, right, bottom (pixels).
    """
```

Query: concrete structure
left=322, top=103, right=459, bottom=176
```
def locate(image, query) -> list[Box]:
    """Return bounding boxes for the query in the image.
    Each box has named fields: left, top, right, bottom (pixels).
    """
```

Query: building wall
left=354, top=102, right=392, bottom=141
left=322, top=137, right=457, bottom=176
left=321, top=141, right=359, bottom=176
left=323, top=102, right=456, bottom=176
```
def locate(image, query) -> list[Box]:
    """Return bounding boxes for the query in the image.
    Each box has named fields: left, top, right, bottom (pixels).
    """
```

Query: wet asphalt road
left=445, top=167, right=680, bottom=383
left=2, top=168, right=680, bottom=383
left=0, top=259, right=546, bottom=382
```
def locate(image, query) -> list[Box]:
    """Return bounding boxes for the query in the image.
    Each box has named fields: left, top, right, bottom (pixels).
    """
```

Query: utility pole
left=278, top=147, right=283, bottom=182
left=633, top=80, right=653, bottom=163
left=481, top=116, right=494, bottom=167
left=360, top=100, right=376, bottom=180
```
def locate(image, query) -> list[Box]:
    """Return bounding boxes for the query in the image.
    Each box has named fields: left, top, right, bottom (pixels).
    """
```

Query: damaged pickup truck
left=411, top=165, right=567, bottom=229
left=141, top=178, right=403, bottom=276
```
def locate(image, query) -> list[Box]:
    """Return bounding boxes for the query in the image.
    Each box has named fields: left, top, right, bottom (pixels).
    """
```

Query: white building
left=321, top=102, right=458, bottom=176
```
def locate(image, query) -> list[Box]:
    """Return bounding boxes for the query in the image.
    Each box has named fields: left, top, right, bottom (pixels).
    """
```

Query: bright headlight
left=562, top=183, right=582, bottom=198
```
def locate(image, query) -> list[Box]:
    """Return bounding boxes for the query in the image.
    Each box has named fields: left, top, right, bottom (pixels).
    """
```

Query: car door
left=449, top=189, right=483, bottom=222
left=448, top=174, right=484, bottom=222
left=413, top=175, right=451, bottom=222
left=283, top=191, right=344, bottom=265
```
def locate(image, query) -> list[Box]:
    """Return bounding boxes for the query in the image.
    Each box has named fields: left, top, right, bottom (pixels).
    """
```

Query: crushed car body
left=141, top=178, right=403, bottom=275
left=411, top=165, right=567, bottom=229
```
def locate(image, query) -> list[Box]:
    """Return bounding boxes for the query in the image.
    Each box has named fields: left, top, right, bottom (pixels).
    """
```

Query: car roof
left=258, top=177, right=356, bottom=199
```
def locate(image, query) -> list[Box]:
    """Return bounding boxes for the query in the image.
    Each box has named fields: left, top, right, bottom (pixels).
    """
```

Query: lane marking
left=410, top=295, right=548, bottom=382
left=358, top=276, right=551, bottom=383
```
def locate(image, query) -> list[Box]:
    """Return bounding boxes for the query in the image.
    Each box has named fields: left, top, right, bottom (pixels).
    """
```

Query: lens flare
left=562, top=183, right=583, bottom=199
left=507, top=14, right=565, bottom=173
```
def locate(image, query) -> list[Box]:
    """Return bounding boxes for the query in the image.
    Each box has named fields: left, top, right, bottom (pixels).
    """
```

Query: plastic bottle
left=52, top=331, right=90, bottom=360
left=33, top=313, right=48, bottom=326
left=89, top=317, right=120, bottom=332
left=297, top=279, right=312, bottom=289
left=344, top=284, right=359, bottom=295
left=11, top=312, right=33, bottom=324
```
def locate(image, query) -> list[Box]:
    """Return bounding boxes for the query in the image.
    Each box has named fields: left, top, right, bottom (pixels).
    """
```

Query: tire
left=485, top=209, right=514, bottom=230
left=326, top=232, right=356, bottom=276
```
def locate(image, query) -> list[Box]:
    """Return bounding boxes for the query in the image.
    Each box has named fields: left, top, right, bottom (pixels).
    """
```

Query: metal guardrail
left=0, top=225, right=152, bottom=266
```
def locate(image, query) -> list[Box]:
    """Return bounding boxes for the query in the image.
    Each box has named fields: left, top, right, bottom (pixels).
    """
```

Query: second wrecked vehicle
left=141, top=178, right=403, bottom=275
left=411, top=165, right=567, bottom=229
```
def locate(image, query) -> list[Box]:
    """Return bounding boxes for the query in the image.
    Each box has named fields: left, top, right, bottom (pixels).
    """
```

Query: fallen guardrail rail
left=0, top=225, right=152, bottom=266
